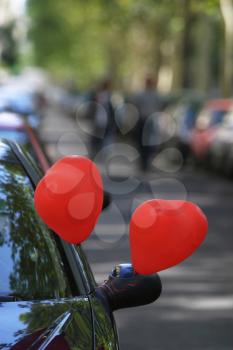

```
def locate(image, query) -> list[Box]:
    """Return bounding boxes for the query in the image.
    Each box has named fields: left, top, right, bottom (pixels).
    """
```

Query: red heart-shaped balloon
left=130, top=199, right=208, bottom=275
left=34, top=156, right=103, bottom=244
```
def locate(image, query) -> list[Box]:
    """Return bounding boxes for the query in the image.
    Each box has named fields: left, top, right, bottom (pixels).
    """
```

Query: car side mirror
left=97, top=263, right=162, bottom=311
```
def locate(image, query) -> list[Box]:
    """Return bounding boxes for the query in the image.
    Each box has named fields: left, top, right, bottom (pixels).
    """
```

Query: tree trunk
left=181, top=0, right=192, bottom=88
left=220, top=0, right=233, bottom=97
left=193, top=15, right=213, bottom=92
left=171, top=0, right=192, bottom=90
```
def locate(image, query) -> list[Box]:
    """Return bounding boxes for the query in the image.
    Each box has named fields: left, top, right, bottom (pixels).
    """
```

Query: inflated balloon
left=34, top=156, right=103, bottom=244
left=130, top=199, right=208, bottom=275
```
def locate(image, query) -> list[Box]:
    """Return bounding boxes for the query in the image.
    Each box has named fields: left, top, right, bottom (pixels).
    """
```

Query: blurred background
left=1, top=0, right=233, bottom=349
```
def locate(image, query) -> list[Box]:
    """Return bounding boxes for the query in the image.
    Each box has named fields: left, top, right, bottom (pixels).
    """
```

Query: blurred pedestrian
left=88, top=78, right=115, bottom=159
left=134, top=76, right=161, bottom=171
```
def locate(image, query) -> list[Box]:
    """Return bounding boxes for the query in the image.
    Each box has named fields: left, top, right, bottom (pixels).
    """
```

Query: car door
left=0, top=142, right=93, bottom=349
left=10, top=140, right=120, bottom=350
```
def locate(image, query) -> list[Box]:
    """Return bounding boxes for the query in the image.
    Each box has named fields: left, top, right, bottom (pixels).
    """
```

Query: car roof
left=0, top=112, right=25, bottom=130
left=204, top=99, right=233, bottom=111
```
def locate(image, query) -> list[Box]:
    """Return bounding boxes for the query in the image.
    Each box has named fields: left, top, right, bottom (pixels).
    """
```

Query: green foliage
left=27, top=0, right=224, bottom=90
left=28, top=0, right=113, bottom=87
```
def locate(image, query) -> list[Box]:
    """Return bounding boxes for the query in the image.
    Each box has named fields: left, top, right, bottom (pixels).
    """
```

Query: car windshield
left=0, top=159, right=72, bottom=300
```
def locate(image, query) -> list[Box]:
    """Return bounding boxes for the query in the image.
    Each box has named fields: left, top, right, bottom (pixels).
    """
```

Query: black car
left=0, top=139, right=161, bottom=349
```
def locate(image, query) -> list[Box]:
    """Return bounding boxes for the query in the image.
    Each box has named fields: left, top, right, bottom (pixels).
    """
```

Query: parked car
left=0, top=139, right=161, bottom=349
left=0, top=85, right=42, bottom=128
left=190, top=99, right=233, bottom=162
left=166, top=97, right=204, bottom=156
left=208, top=108, right=233, bottom=174
left=0, top=112, right=49, bottom=172
left=154, top=94, right=204, bottom=161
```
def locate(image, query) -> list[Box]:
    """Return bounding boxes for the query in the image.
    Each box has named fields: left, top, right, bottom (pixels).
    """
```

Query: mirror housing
left=97, top=263, right=162, bottom=311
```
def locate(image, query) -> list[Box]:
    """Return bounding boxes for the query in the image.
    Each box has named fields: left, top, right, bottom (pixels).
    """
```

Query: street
left=40, top=106, right=233, bottom=350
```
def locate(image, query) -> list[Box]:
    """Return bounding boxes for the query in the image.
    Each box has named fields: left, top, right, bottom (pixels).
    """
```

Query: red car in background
left=190, top=99, right=233, bottom=162
left=0, top=112, right=49, bottom=172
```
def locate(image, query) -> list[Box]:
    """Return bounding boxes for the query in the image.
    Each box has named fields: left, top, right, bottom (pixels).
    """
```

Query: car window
left=0, top=159, right=72, bottom=300
left=209, top=109, right=226, bottom=126
left=0, top=129, right=42, bottom=171
left=196, top=109, right=226, bottom=129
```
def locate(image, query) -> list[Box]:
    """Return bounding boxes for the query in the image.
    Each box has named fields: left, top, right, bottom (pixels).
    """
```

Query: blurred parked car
left=190, top=99, right=233, bottom=162
left=0, top=85, right=43, bottom=128
left=155, top=94, right=204, bottom=161
left=208, top=109, right=233, bottom=175
left=46, top=85, right=83, bottom=118
left=0, top=139, right=161, bottom=349
left=61, top=91, right=83, bottom=118
left=0, top=112, right=49, bottom=172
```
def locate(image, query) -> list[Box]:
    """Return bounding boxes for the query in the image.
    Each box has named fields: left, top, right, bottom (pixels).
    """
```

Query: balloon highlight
left=130, top=199, right=208, bottom=275
left=34, top=156, right=103, bottom=244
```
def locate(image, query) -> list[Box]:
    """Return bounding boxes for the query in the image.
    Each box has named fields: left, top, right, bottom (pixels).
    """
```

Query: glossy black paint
left=0, top=298, right=93, bottom=349
left=89, top=292, right=119, bottom=350
left=0, top=140, right=120, bottom=349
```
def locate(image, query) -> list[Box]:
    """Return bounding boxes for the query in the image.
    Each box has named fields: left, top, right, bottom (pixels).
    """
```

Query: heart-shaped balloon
left=130, top=199, right=208, bottom=275
left=34, top=156, right=103, bottom=244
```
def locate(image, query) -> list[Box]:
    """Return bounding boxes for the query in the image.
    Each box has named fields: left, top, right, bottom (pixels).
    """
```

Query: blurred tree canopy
left=27, top=0, right=233, bottom=95
left=0, top=21, right=19, bottom=68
